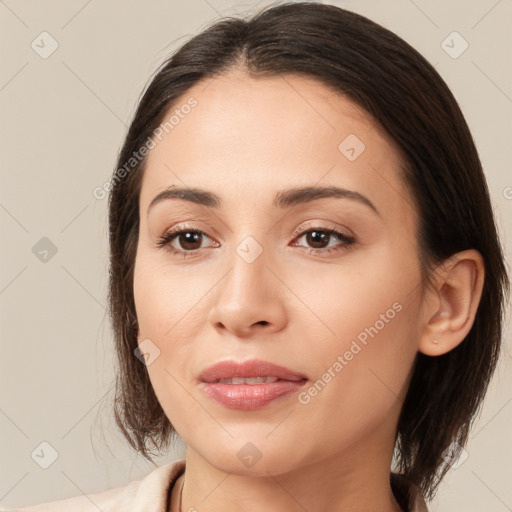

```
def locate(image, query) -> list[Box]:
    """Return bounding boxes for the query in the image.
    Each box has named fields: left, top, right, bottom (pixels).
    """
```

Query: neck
left=175, top=436, right=402, bottom=512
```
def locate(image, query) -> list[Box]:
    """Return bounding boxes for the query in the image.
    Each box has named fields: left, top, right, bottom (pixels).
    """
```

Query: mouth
left=198, top=359, right=308, bottom=410
left=213, top=376, right=281, bottom=384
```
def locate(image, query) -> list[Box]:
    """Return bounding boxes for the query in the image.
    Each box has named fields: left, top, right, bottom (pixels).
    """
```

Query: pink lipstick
left=198, top=359, right=307, bottom=410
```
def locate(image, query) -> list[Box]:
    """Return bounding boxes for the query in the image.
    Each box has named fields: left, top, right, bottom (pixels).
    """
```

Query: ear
left=419, top=249, right=485, bottom=356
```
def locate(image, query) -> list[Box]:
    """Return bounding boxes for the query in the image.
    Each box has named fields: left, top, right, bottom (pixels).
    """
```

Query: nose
left=207, top=242, right=288, bottom=338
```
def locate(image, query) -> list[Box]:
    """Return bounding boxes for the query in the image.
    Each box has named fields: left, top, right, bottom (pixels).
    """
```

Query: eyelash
left=155, top=224, right=356, bottom=259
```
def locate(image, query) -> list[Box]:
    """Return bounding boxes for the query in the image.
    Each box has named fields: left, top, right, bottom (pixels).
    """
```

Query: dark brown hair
left=107, top=1, right=509, bottom=502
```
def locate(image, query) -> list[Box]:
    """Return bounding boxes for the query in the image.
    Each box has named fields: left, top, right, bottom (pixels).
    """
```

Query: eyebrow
left=147, top=185, right=380, bottom=216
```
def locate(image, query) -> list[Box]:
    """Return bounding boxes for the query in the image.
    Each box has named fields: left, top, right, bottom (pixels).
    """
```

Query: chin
left=190, top=432, right=309, bottom=478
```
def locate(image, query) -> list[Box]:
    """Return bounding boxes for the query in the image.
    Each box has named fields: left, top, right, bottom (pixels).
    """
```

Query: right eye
left=156, top=227, right=219, bottom=257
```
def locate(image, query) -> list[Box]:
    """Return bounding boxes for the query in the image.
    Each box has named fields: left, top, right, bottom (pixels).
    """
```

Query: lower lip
left=200, top=380, right=307, bottom=410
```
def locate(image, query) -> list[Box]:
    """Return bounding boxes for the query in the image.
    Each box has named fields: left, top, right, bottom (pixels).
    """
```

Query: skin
left=133, top=69, right=485, bottom=512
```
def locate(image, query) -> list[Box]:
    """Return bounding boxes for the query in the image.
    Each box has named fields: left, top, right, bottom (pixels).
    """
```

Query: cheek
left=287, top=248, right=421, bottom=419
left=296, top=284, right=419, bottom=399
left=133, top=252, right=218, bottom=434
left=133, top=249, right=215, bottom=340
left=289, top=296, right=419, bottom=463
left=286, top=243, right=421, bottom=349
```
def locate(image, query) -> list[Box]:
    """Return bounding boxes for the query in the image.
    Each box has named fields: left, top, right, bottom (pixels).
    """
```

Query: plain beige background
left=0, top=0, right=510, bottom=510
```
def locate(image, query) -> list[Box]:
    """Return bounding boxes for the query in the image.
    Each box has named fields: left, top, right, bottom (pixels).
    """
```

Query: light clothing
left=6, top=459, right=429, bottom=511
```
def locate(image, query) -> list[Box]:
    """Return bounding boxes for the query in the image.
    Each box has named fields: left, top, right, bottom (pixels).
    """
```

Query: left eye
left=291, top=228, right=356, bottom=253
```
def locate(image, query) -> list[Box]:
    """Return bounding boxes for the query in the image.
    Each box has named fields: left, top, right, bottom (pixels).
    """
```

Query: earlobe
left=419, top=249, right=485, bottom=357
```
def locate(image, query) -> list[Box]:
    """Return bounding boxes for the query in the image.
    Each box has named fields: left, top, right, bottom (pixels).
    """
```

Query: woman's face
left=133, top=70, right=427, bottom=476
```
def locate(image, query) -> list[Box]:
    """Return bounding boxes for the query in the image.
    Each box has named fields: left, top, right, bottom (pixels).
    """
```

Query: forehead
left=139, top=69, right=411, bottom=220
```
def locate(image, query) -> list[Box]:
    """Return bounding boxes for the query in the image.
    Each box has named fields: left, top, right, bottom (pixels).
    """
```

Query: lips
left=198, top=359, right=308, bottom=410
left=199, top=359, right=307, bottom=383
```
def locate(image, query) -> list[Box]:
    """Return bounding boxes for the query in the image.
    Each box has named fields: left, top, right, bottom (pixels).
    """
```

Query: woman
left=17, top=2, right=509, bottom=511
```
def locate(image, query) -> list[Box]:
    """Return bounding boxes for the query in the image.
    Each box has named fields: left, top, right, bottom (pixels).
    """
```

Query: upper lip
left=199, top=359, right=307, bottom=383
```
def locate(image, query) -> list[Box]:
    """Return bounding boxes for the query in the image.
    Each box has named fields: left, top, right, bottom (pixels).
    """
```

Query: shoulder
left=8, top=460, right=185, bottom=512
